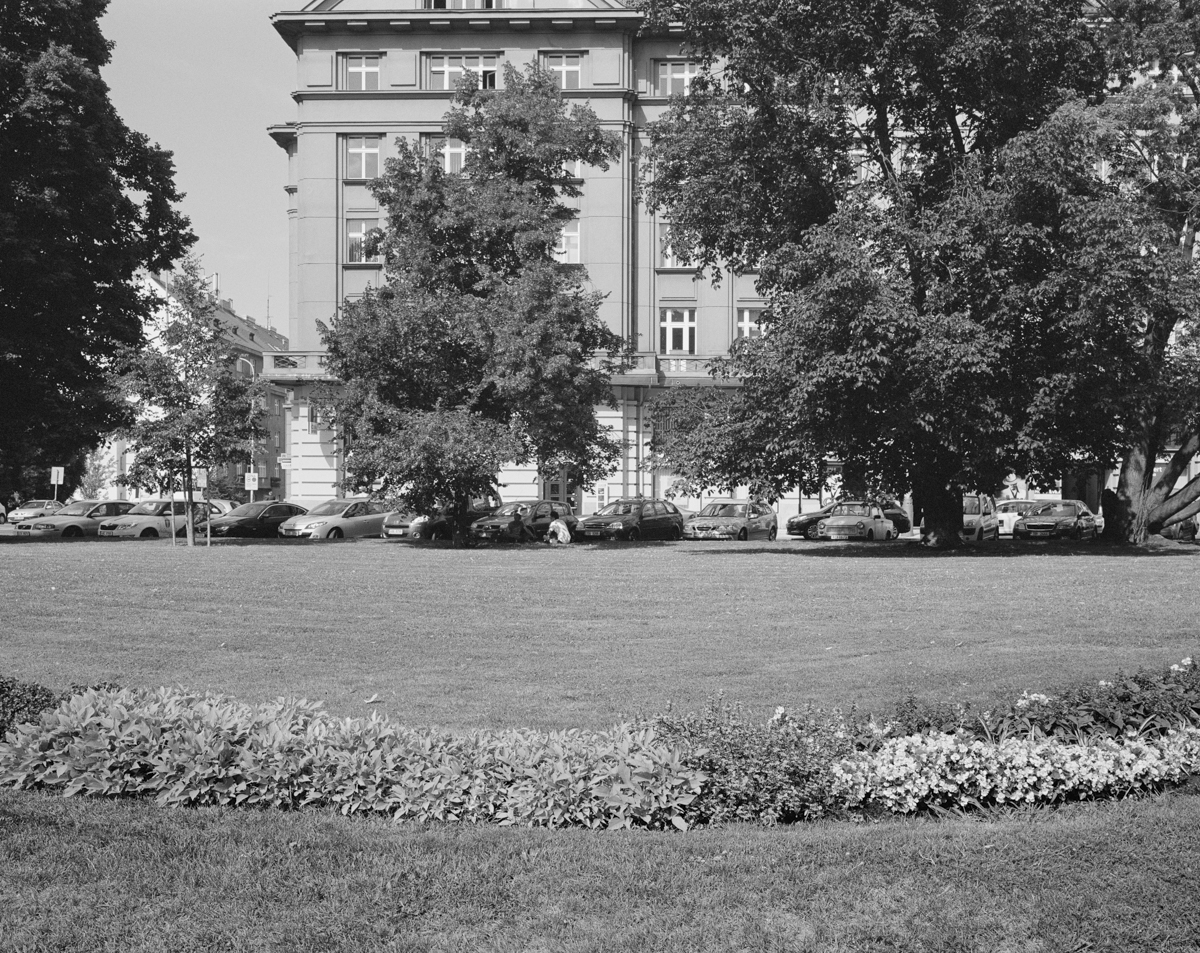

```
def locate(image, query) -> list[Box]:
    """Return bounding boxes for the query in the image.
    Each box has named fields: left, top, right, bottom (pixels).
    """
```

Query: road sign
left=193, top=468, right=208, bottom=489
left=50, top=467, right=64, bottom=485
left=279, top=454, right=292, bottom=471
left=244, top=471, right=259, bottom=491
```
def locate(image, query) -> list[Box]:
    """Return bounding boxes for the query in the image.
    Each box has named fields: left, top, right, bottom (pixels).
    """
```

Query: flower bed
left=2, top=657, right=1197, bottom=827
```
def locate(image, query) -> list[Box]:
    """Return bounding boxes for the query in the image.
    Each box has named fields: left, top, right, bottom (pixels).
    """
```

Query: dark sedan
left=1012, top=500, right=1098, bottom=541
left=202, top=502, right=308, bottom=538
left=576, top=498, right=685, bottom=541
left=470, top=500, right=577, bottom=542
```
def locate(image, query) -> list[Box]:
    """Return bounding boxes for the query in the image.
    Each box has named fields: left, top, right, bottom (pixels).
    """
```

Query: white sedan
left=13, top=499, right=134, bottom=537
left=995, top=499, right=1039, bottom=537
left=97, top=500, right=219, bottom=539
left=817, top=502, right=896, bottom=541
left=6, top=499, right=65, bottom=523
left=278, top=498, right=389, bottom=539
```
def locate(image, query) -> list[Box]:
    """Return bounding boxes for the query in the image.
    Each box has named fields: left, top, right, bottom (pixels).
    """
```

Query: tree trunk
left=451, top=488, right=471, bottom=548
left=914, top=477, right=963, bottom=549
left=183, top=444, right=195, bottom=548
left=1110, top=438, right=1200, bottom=545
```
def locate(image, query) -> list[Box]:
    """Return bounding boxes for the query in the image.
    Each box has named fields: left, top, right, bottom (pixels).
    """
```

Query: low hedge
left=1, top=657, right=1197, bottom=827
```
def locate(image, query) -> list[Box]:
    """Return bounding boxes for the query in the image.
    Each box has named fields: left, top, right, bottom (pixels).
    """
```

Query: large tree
left=322, top=65, right=626, bottom=540
left=633, top=0, right=1114, bottom=542
left=0, top=0, right=193, bottom=499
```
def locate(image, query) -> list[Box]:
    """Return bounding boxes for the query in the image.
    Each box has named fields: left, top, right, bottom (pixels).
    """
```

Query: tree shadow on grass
left=680, top=540, right=1200, bottom=558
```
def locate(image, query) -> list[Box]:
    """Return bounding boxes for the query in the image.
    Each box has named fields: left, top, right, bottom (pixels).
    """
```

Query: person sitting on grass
left=505, top=512, right=534, bottom=543
left=546, top=512, right=572, bottom=545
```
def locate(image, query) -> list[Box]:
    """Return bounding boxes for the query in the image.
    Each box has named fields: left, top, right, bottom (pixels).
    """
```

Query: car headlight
left=856, top=521, right=865, bottom=530
left=818, top=521, right=827, bottom=533
left=306, top=521, right=326, bottom=529
left=963, top=519, right=977, bottom=528
left=33, top=522, right=56, bottom=530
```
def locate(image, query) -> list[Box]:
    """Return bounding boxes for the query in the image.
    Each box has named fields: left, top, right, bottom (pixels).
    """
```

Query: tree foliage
left=0, top=0, right=193, bottom=498
left=322, top=65, right=627, bottom=538
left=112, top=257, right=264, bottom=546
left=635, top=0, right=1200, bottom=544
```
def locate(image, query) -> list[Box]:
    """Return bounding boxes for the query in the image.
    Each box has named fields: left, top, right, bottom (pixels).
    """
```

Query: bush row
left=1, top=657, right=1196, bottom=826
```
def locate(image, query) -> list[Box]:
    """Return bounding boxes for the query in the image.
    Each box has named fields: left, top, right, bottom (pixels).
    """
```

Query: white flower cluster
left=830, top=726, right=1200, bottom=814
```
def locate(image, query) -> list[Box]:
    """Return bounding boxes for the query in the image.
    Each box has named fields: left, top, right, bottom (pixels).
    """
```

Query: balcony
left=265, top=351, right=336, bottom=383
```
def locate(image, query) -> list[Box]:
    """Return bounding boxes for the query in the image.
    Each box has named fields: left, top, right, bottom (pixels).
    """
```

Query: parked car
left=6, top=499, right=64, bottom=523
left=177, top=498, right=240, bottom=536
left=682, top=501, right=777, bottom=541
left=576, top=498, right=685, bottom=541
left=278, top=498, right=388, bottom=539
left=201, top=501, right=308, bottom=538
left=1160, top=514, right=1198, bottom=541
left=961, top=494, right=1000, bottom=542
left=97, top=500, right=220, bottom=539
left=1012, top=499, right=1099, bottom=541
left=817, top=501, right=896, bottom=541
left=995, top=499, right=1039, bottom=537
left=786, top=502, right=837, bottom=540
left=12, top=499, right=134, bottom=537
left=470, top=500, right=577, bottom=542
left=391, top=493, right=503, bottom=541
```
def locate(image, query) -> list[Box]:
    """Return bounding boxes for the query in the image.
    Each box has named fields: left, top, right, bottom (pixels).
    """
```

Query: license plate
left=1032, top=530, right=1050, bottom=537
left=585, top=530, right=600, bottom=536
left=282, top=529, right=297, bottom=536
left=385, top=529, right=405, bottom=537
left=830, top=532, right=851, bottom=539
left=98, top=529, right=113, bottom=536
left=17, top=529, right=30, bottom=536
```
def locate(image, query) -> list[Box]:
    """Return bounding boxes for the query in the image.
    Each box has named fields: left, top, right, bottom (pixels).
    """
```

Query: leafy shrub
left=651, top=697, right=860, bottom=824
left=0, top=687, right=705, bottom=831
left=0, top=676, right=61, bottom=741
left=832, top=726, right=1200, bottom=814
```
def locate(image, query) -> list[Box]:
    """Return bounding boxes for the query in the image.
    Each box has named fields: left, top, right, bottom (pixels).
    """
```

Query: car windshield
left=226, top=503, right=270, bottom=518
left=493, top=503, right=532, bottom=517
left=126, top=501, right=166, bottom=516
left=963, top=498, right=982, bottom=515
left=596, top=501, right=639, bottom=516
left=998, top=501, right=1036, bottom=514
left=1032, top=502, right=1074, bottom=517
left=56, top=502, right=91, bottom=516
left=305, top=500, right=352, bottom=517
left=698, top=503, right=747, bottom=518
left=831, top=503, right=869, bottom=517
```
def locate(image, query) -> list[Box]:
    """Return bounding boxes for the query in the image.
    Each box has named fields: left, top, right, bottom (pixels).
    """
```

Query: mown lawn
left=1, top=538, right=1197, bottom=728
left=3, top=785, right=1199, bottom=952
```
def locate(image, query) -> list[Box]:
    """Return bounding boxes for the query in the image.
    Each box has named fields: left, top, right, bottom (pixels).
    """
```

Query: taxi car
left=97, top=500, right=220, bottom=538
left=13, top=499, right=133, bottom=537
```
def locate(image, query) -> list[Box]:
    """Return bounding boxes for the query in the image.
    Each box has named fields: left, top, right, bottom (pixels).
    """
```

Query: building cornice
left=271, top=9, right=644, bottom=50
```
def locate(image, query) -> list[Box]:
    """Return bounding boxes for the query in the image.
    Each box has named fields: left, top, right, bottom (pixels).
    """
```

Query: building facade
left=264, top=0, right=802, bottom=512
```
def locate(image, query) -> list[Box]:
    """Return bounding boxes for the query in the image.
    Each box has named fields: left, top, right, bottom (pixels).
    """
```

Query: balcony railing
left=265, top=351, right=335, bottom=382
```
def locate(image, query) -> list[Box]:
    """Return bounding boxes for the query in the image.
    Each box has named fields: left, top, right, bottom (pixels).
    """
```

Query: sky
left=99, top=0, right=298, bottom=338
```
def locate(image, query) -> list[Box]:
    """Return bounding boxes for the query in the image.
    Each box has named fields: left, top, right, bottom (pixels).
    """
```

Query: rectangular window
left=346, top=218, right=378, bottom=263
left=736, top=308, right=762, bottom=340
left=344, top=54, right=380, bottom=91
left=659, top=308, right=696, bottom=355
left=425, top=0, right=497, bottom=8
left=544, top=53, right=582, bottom=90
left=656, top=60, right=699, bottom=96
left=428, top=54, right=497, bottom=91
left=658, top=223, right=689, bottom=268
left=562, top=158, right=582, bottom=180
left=424, top=135, right=468, bottom=173
left=346, top=136, right=381, bottom=179
left=552, top=219, right=580, bottom=264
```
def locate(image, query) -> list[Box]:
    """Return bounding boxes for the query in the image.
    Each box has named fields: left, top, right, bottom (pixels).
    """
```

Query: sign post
left=245, top=471, right=259, bottom=500
left=194, top=468, right=210, bottom=547
left=50, top=467, right=64, bottom=502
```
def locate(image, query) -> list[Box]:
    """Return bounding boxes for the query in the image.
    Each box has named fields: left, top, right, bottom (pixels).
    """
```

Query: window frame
left=343, top=54, right=381, bottom=91
left=659, top=308, right=697, bottom=355
left=346, top=218, right=379, bottom=264
left=655, top=59, right=700, bottom=97
left=345, top=136, right=382, bottom=180
left=657, top=223, right=690, bottom=269
left=552, top=218, right=581, bottom=264
left=426, top=53, right=498, bottom=91
left=735, top=308, right=763, bottom=340
left=543, top=52, right=582, bottom=90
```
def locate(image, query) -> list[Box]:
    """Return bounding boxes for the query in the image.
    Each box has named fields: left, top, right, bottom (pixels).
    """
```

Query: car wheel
left=671, top=525, right=682, bottom=541
left=884, top=529, right=892, bottom=541
left=867, top=529, right=875, bottom=541
left=768, top=525, right=777, bottom=541
left=628, top=527, right=641, bottom=542
left=327, top=527, right=344, bottom=539
left=62, top=526, right=82, bottom=538
left=737, top=528, right=748, bottom=541
left=140, top=528, right=158, bottom=538
left=805, top=524, right=820, bottom=540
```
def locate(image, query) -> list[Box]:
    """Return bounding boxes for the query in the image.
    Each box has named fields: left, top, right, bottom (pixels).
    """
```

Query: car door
left=260, top=504, right=291, bottom=536
left=531, top=502, right=553, bottom=538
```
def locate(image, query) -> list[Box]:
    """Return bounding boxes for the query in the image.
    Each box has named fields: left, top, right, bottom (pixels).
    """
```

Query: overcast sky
left=100, top=1, right=297, bottom=339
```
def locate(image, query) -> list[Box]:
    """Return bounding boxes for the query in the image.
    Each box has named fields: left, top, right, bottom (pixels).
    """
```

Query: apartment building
left=266, top=0, right=781, bottom=511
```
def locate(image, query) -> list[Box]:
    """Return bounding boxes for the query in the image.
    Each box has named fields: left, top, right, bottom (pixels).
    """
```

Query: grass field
left=2, top=537, right=1198, bottom=729
left=5, top=538, right=1200, bottom=951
